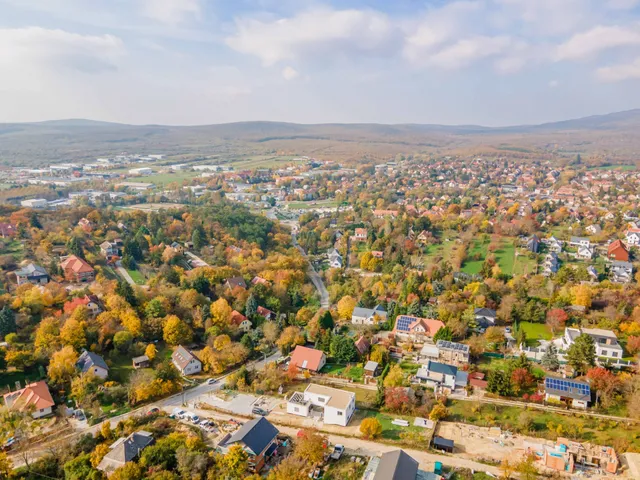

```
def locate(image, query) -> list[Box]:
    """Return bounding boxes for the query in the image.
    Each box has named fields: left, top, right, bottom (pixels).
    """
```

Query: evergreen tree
left=541, top=344, right=560, bottom=371
left=192, top=229, right=205, bottom=250
left=407, top=300, right=421, bottom=316
left=433, top=326, right=453, bottom=343
left=487, top=370, right=511, bottom=396
left=66, top=237, right=84, bottom=258
left=0, top=306, right=17, bottom=339
left=124, top=239, right=143, bottom=261
left=319, top=311, right=334, bottom=330
left=115, top=280, right=137, bottom=307
left=245, top=294, right=258, bottom=318
left=566, top=334, right=596, bottom=375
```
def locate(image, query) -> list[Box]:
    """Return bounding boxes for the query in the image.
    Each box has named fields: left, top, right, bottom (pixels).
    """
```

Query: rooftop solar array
left=436, top=340, right=470, bottom=353
left=396, top=315, right=416, bottom=332
left=544, top=377, right=590, bottom=397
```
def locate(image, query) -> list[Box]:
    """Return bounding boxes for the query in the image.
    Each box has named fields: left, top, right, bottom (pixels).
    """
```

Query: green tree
left=567, top=333, right=596, bottom=375
left=113, top=331, right=134, bottom=353
left=63, top=453, right=102, bottom=480
left=487, top=370, right=511, bottom=396
left=245, top=294, right=258, bottom=318
left=433, top=326, right=453, bottom=343
left=329, top=335, right=358, bottom=363
left=191, top=229, right=205, bottom=250
left=116, top=279, right=137, bottom=306
left=318, top=310, right=334, bottom=330
left=145, top=298, right=167, bottom=318
left=66, top=236, right=84, bottom=258
left=541, top=344, right=560, bottom=371
left=0, top=306, right=16, bottom=339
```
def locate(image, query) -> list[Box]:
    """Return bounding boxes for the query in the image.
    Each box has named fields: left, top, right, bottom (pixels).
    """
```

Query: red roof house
left=608, top=240, right=629, bottom=262
left=392, top=315, right=445, bottom=342
left=290, top=346, right=327, bottom=372
left=3, top=381, right=55, bottom=418
left=231, top=310, right=252, bottom=332
left=60, top=255, right=95, bottom=283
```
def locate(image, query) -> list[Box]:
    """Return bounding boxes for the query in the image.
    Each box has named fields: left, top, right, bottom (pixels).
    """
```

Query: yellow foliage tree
left=163, top=315, right=193, bottom=346
left=210, top=298, right=233, bottom=330
left=359, top=417, right=383, bottom=439
left=144, top=343, right=157, bottom=361
left=48, top=346, right=79, bottom=386
left=60, top=318, right=86, bottom=350
left=571, top=284, right=593, bottom=308
left=34, top=317, right=61, bottom=357
left=120, top=309, right=143, bottom=337
left=213, top=334, right=231, bottom=351
left=383, top=364, right=405, bottom=388
left=337, top=296, right=357, bottom=320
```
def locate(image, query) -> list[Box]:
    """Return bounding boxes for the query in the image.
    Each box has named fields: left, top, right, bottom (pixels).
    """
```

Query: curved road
left=292, top=232, right=330, bottom=309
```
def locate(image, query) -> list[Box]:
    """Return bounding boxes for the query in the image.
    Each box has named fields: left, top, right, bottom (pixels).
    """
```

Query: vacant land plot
left=519, top=321, right=552, bottom=345
left=126, top=268, right=146, bottom=285
left=461, top=238, right=537, bottom=276
left=324, top=456, right=367, bottom=480
left=231, top=155, right=305, bottom=170
left=286, top=199, right=339, bottom=210
left=320, top=364, right=364, bottom=382
left=134, top=171, right=200, bottom=186
left=361, top=410, right=427, bottom=441
left=0, top=239, right=25, bottom=261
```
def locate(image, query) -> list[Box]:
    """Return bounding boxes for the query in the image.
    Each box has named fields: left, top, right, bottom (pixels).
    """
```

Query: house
left=231, top=310, right=252, bottom=332
left=368, top=450, right=419, bottom=480
left=327, top=248, right=343, bottom=268
left=364, top=361, right=380, bottom=377
left=526, top=234, right=541, bottom=253
left=570, top=236, right=591, bottom=248
left=78, top=218, right=93, bottom=231
left=414, top=360, right=466, bottom=392
left=3, top=381, right=55, bottom=419
left=218, top=417, right=279, bottom=472
left=60, top=255, right=95, bottom=283
left=353, top=228, right=368, bottom=242
left=607, top=240, right=629, bottom=262
left=625, top=228, right=640, bottom=246
left=545, top=236, right=563, bottom=253
left=544, top=377, right=591, bottom=409
left=526, top=437, right=618, bottom=475
left=586, top=224, right=602, bottom=235
left=576, top=245, right=594, bottom=260
left=13, top=263, right=49, bottom=286
left=76, top=350, right=109, bottom=379
left=587, top=265, right=599, bottom=281
left=289, top=345, right=326, bottom=373
left=132, top=355, right=150, bottom=369
left=171, top=345, right=202, bottom=375
left=543, top=252, right=560, bottom=276
left=474, top=307, right=496, bottom=328
left=611, top=260, right=633, bottom=283
left=251, top=276, right=270, bottom=287
left=416, top=230, right=431, bottom=244
left=96, top=431, right=155, bottom=474
left=435, top=340, right=470, bottom=365
left=371, top=250, right=384, bottom=259
left=561, top=328, right=623, bottom=360
left=100, top=239, right=123, bottom=258
left=63, top=295, right=102, bottom=316
left=225, top=276, right=247, bottom=290
left=351, top=305, right=388, bottom=325
left=468, top=371, right=488, bottom=390
left=256, top=306, right=275, bottom=320
left=392, top=315, right=444, bottom=343
left=0, top=222, right=17, bottom=237
left=354, top=336, right=370, bottom=356
left=286, top=384, right=356, bottom=426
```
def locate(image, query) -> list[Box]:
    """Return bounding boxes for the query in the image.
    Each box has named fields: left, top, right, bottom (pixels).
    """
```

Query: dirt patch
left=435, top=422, right=525, bottom=462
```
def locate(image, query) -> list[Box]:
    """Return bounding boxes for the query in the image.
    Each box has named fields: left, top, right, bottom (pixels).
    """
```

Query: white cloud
left=140, top=0, right=200, bottom=25
left=282, top=66, right=299, bottom=80
left=427, top=36, right=512, bottom=69
left=607, top=0, right=640, bottom=10
left=225, top=7, right=398, bottom=66
left=0, top=27, right=124, bottom=77
left=556, top=25, right=640, bottom=60
left=596, top=57, right=640, bottom=81
left=494, top=0, right=593, bottom=35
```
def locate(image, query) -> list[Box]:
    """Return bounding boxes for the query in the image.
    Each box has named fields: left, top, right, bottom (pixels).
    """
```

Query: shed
left=433, top=436, right=454, bottom=453
left=364, top=361, right=380, bottom=377
left=132, top=355, right=150, bottom=369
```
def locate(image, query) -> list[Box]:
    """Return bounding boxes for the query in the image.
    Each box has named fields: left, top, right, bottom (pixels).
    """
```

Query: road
left=292, top=232, right=330, bottom=309
left=114, top=260, right=140, bottom=287
left=9, top=351, right=282, bottom=469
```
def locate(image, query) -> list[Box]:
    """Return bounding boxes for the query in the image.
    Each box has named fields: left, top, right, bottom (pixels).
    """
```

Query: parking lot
left=196, top=390, right=282, bottom=416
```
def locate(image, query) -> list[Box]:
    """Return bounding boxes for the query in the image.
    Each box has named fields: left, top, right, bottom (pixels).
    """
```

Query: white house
left=414, top=360, right=467, bottom=393
left=625, top=228, right=640, bottom=246
left=611, top=261, right=633, bottom=283
left=474, top=308, right=496, bottom=328
left=570, top=236, right=591, bottom=248
left=171, top=346, right=202, bottom=375
left=545, top=236, right=563, bottom=253
left=327, top=248, right=343, bottom=268
left=3, top=381, right=55, bottom=419
left=286, top=384, right=355, bottom=426
left=544, top=377, right=591, bottom=409
left=586, top=224, right=602, bottom=235
left=576, top=245, right=594, bottom=260
left=351, top=305, right=388, bottom=325
left=76, top=350, right=109, bottom=379
left=561, top=328, right=623, bottom=361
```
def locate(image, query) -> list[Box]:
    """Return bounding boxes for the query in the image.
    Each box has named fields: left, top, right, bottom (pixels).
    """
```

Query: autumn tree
left=60, top=317, right=87, bottom=350
left=571, top=284, right=592, bottom=309
left=267, top=456, right=307, bottom=480
left=163, top=315, right=193, bottom=346
left=383, top=364, right=405, bottom=388
left=546, top=308, right=568, bottom=334
left=276, top=326, right=305, bottom=354
left=510, top=368, right=534, bottom=395
left=34, top=317, right=61, bottom=358
left=336, top=296, right=356, bottom=320
left=586, top=367, right=619, bottom=407
left=48, top=346, right=79, bottom=387
left=293, top=429, right=326, bottom=465
left=221, top=445, right=248, bottom=479
left=209, top=298, right=232, bottom=331
left=429, top=403, right=448, bottom=421
left=145, top=343, right=158, bottom=361
left=359, top=417, right=382, bottom=439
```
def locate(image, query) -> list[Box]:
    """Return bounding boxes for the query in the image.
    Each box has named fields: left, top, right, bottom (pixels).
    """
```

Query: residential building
left=63, top=295, right=102, bottom=316
left=576, top=245, right=594, bottom=260
left=561, top=328, right=623, bottom=360
left=225, top=276, right=247, bottom=290
left=3, top=381, right=55, bottom=419
left=526, top=437, right=618, bottom=475
left=128, top=167, right=153, bottom=175
left=353, top=228, right=368, bottom=242
left=171, top=346, right=202, bottom=375
left=286, top=384, right=355, bottom=426
left=13, top=263, right=49, bottom=285
left=289, top=345, right=326, bottom=373
left=570, top=236, right=591, bottom=248
left=545, top=236, right=563, bottom=253
left=256, top=306, right=275, bottom=320
left=76, top=350, right=109, bottom=379
left=327, top=248, right=343, bottom=268
left=392, top=315, right=445, bottom=343
left=367, top=450, right=418, bottom=480
left=20, top=198, right=48, bottom=208
left=415, top=360, right=467, bottom=392
left=607, top=240, right=629, bottom=262
left=543, top=252, right=560, bottom=276
left=218, top=417, right=279, bottom=472
left=435, top=340, right=470, bottom=365
left=354, top=336, right=370, bottom=356
left=625, top=228, right=640, bottom=246
left=586, top=224, right=602, bottom=235
left=100, top=239, right=123, bottom=258
left=231, top=310, right=252, bottom=332
left=526, top=234, right=540, bottom=253
left=544, top=377, right=591, bottom=409
left=96, top=431, right=155, bottom=474
left=60, top=255, right=95, bottom=282
left=611, top=260, right=633, bottom=283
left=474, top=307, right=496, bottom=328
left=364, top=361, right=380, bottom=377
left=132, top=355, right=150, bottom=369
left=0, top=222, right=17, bottom=237
left=351, top=305, right=388, bottom=325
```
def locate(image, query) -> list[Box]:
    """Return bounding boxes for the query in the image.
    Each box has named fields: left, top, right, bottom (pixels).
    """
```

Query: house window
left=294, top=407, right=299, bottom=412
left=337, top=411, right=343, bottom=416
left=601, top=350, right=607, bottom=356
left=611, top=351, right=618, bottom=358
left=317, top=397, right=326, bottom=403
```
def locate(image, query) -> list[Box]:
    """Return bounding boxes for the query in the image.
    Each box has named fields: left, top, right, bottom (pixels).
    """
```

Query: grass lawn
left=0, top=369, right=43, bottom=390
left=321, top=363, right=365, bottom=381
left=0, top=239, right=25, bottom=261
left=361, top=410, right=425, bottom=441
left=398, top=362, right=421, bottom=375
left=126, top=268, right=146, bottom=285
left=286, top=199, right=339, bottom=210
left=134, top=171, right=200, bottom=186
left=324, top=456, right=366, bottom=480
left=460, top=237, right=538, bottom=276
left=519, top=322, right=552, bottom=346
left=231, top=155, right=304, bottom=170
left=447, top=400, right=640, bottom=448
left=589, top=164, right=636, bottom=171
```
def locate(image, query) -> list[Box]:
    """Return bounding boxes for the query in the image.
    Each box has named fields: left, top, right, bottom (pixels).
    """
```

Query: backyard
left=518, top=321, right=553, bottom=346
left=461, top=238, right=538, bottom=276
left=361, top=410, right=429, bottom=441
left=323, top=456, right=367, bottom=480
left=320, top=364, right=364, bottom=382
left=126, top=267, right=146, bottom=285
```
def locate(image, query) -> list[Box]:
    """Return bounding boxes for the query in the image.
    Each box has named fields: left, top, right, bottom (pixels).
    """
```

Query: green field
left=519, top=321, right=553, bottom=345
left=320, top=364, right=364, bottom=382
left=589, top=164, right=636, bottom=171
left=461, top=238, right=537, bottom=276
left=134, top=171, right=200, bottom=186
left=0, top=239, right=25, bottom=261
left=286, top=199, right=339, bottom=210
left=126, top=268, right=146, bottom=285
left=230, top=155, right=305, bottom=170
left=362, top=411, right=425, bottom=440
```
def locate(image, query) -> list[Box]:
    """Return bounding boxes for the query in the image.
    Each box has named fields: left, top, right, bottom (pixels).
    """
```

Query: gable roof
left=608, top=239, right=628, bottom=253
left=172, top=346, right=200, bottom=370
left=76, top=350, right=109, bottom=373
left=474, top=307, right=496, bottom=317
left=373, top=450, right=418, bottom=480
left=394, top=315, right=444, bottom=336
left=231, top=310, right=249, bottom=326
left=256, top=306, right=273, bottom=318
left=290, top=345, right=325, bottom=371
left=97, top=431, right=154, bottom=472
left=14, top=263, right=48, bottom=277
left=3, top=381, right=55, bottom=412
left=60, top=255, right=94, bottom=273
left=354, top=336, right=370, bottom=355
left=226, top=276, right=247, bottom=289
left=427, top=360, right=458, bottom=377
left=222, top=417, right=279, bottom=455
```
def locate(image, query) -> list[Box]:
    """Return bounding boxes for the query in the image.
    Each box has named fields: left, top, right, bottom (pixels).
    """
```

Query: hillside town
left=2, top=153, right=640, bottom=480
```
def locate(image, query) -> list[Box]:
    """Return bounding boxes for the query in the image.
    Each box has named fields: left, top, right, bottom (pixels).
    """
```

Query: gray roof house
left=13, top=263, right=49, bottom=286
left=474, top=307, right=496, bottom=327
left=97, top=431, right=154, bottom=474
left=373, top=449, right=419, bottom=480
left=76, top=350, right=109, bottom=379
left=415, top=360, right=466, bottom=391
left=526, top=234, right=540, bottom=253
left=351, top=305, right=388, bottom=325
left=218, top=417, right=279, bottom=472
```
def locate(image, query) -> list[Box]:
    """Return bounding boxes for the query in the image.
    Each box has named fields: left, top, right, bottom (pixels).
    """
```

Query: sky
left=1, top=0, right=640, bottom=126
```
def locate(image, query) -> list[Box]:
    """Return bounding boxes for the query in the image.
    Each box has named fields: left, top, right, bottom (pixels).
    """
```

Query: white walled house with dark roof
left=171, top=346, right=202, bottom=375
left=351, top=305, right=387, bottom=325
left=544, top=377, right=591, bottom=409
left=13, top=263, right=49, bottom=286
left=76, top=350, right=109, bottom=379
left=96, top=431, right=155, bottom=474
left=217, top=417, right=279, bottom=472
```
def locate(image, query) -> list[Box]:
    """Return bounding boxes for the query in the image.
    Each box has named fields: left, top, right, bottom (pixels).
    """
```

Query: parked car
left=147, top=407, right=160, bottom=415
left=207, top=378, right=217, bottom=385
left=309, top=467, right=322, bottom=479
left=330, top=445, right=344, bottom=460
left=252, top=407, right=269, bottom=416
left=1, top=438, right=16, bottom=452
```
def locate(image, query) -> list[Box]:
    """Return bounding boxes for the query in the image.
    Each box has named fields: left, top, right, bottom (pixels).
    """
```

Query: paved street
left=292, top=232, right=330, bottom=308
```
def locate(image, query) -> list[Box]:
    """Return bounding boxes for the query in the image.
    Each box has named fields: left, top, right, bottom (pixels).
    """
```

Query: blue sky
left=1, top=0, right=640, bottom=126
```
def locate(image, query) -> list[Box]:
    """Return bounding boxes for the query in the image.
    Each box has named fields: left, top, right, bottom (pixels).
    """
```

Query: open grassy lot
left=589, top=164, right=636, bottom=171
left=324, top=456, right=367, bottom=480
left=126, top=268, right=146, bottom=285
left=231, top=155, right=305, bottom=170
left=447, top=400, right=640, bottom=449
left=519, top=321, right=553, bottom=345
left=0, top=239, right=25, bottom=261
left=320, top=364, right=364, bottom=382
left=108, top=343, right=171, bottom=384
left=134, top=171, right=200, bottom=186
left=461, top=237, right=537, bottom=276
left=286, top=199, right=339, bottom=210
left=361, top=410, right=425, bottom=441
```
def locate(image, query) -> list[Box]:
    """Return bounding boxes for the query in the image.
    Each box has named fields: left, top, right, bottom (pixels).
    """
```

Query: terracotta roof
left=60, top=255, right=94, bottom=274
left=354, top=336, right=370, bottom=355
left=608, top=239, right=628, bottom=253
left=171, top=346, right=199, bottom=370
left=256, top=306, right=273, bottom=318
left=290, top=345, right=325, bottom=372
left=231, top=310, right=248, bottom=326
left=3, top=381, right=55, bottom=412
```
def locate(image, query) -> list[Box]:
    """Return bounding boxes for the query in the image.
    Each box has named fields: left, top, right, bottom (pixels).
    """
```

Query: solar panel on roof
left=396, top=315, right=414, bottom=332
left=545, top=377, right=590, bottom=396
